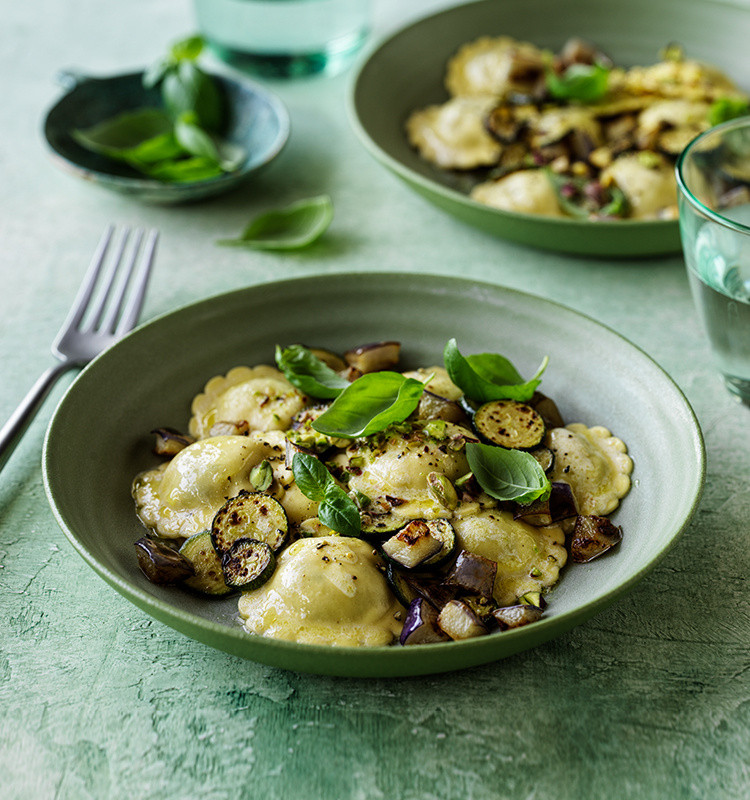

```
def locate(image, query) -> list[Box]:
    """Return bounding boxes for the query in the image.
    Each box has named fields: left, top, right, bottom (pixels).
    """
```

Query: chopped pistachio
left=250, top=460, right=273, bottom=491
left=427, top=471, right=459, bottom=510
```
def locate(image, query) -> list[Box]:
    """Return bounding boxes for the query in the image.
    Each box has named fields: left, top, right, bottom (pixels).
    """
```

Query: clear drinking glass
left=193, top=0, right=371, bottom=79
left=676, top=116, right=750, bottom=405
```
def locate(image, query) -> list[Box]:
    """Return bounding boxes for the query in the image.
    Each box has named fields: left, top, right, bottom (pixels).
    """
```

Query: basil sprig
left=291, top=453, right=361, bottom=536
left=275, top=344, right=349, bottom=399
left=312, top=372, right=425, bottom=439
left=443, top=338, right=547, bottom=403
left=545, top=62, right=610, bottom=103
left=466, top=443, right=551, bottom=505
left=72, top=36, right=244, bottom=184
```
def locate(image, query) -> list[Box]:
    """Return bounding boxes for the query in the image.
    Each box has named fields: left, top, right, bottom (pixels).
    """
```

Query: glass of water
left=193, top=0, right=371, bottom=79
left=676, top=116, right=750, bottom=404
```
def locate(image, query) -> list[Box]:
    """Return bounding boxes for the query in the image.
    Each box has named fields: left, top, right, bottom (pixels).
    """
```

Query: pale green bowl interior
left=43, top=274, right=705, bottom=676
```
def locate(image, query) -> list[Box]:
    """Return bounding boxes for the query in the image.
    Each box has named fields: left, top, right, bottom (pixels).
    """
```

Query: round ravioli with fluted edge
left=238, top=536, right=405, bottom=646
left=547, top=424, right=633, bottom=516
left=189, top=365, right=307, bottom=439
left=132, top=432, right=318, bottom=539
left=331, top=421, right=473, bottom=522
left=405, top=95, right=502, bottom=170
left=452, top=509, right=567, bottom=606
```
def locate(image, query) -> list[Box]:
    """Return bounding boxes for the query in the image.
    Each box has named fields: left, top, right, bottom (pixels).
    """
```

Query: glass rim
left=675, top=115, right=750, bottom=235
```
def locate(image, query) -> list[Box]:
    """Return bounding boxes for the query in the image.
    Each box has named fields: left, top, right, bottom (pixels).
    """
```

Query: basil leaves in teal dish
left=291, top=453, right=361, bottom=537
left=275, top=344, right=349, bottom=399
left=312, top=372, right=425, bottom=438
left=466, top=443, right=551, bottom=506
left=443, top=338, right=547, bottom=402
left=72, top=36, right=244, bottom=183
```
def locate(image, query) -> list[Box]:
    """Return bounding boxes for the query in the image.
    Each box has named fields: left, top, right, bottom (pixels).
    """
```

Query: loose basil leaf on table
left=291, top=453, right=361, bottom=536
left=217, top=196, right=334, bottom=251
left=312, top=371, right=425, bottom=438
left=275, top=344, right=349, bottom=399
left=443, top=338, right=547, bottom=403
left=466, top=443, right=551, bottom=506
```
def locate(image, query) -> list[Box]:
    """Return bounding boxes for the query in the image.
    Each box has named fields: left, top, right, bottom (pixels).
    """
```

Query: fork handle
left=0, top=362, right=77, bottom=473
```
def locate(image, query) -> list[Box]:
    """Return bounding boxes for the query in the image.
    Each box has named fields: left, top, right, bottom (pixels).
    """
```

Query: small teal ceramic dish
left=43, top=70, right=290, bottom=204
left=43, top=273, right=705, bottom=677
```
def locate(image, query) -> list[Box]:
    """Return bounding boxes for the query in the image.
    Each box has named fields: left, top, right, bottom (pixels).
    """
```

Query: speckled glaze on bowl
left=348, top=0, right=750, bottom=257
left=43, top=273, right=705, bottom=676
left=43, top=69, right=290, bottom=204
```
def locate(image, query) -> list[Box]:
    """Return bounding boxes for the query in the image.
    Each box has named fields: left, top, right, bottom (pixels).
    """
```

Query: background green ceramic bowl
left=43, top=274, right=704, bottom=676
left=43, top=70, right=289, bottom=204
left=349, top=0, right=750, bottom=257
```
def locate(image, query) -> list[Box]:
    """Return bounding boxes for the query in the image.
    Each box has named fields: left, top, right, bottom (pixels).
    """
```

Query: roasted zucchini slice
left=420, top=518, right=457, bottom=568
left=473, top=400, right=545, bottom=449
left=211, top=490, right=288, bottom=556
left=180, top=531, right=234, bottom=596
left=221, top=538, right=276, bottom=590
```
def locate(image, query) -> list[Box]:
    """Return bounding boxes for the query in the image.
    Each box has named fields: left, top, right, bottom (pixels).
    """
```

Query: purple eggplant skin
left=400, top=598, right=451, bottom=645
left=514, top=481, right=578, bottom=526
left=492, top=604, right=544, bottom=631
left=446, top=550, right=497, bottom=598
left=134, top=537, right=195, bottom=585
left=569, top=514, right=623, bottom=562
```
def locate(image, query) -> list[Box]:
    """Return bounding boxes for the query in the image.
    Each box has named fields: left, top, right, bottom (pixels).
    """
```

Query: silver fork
left=0, top=225, right=158, bottom=473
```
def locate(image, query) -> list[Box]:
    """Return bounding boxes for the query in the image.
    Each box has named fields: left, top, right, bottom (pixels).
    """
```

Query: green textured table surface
left=1, top=1, right=748, bottom=798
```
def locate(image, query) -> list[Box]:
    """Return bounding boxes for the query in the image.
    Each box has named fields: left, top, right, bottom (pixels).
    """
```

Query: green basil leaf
left=318, top=484, right=362, bottom=537
left=443, top=339, right=546, bottom=402
left=140, top=156, right=224, bottom=183
left=312, top=371, right=424, bottom=439
left=466, top=442, right=551, bottom=505
left=291, top=452, right=331, bottom=502
left=708, top=97, right=750, bottom=127
left=291, top=453, right=361, bottom=536
left=275, top=344, right=349, bottom=399
left=73, top=109, right=174, bottom=156
left=217, top=195, right=334, bottom=251
left=170, top=35, right=205, bottom=62
left=161, top=60, right=223, bottom=131
left=142, top=57, right=172, bottom=90
left=173, top=113, right=243, bottom=172
left=546, top=62, right=610, bottom=103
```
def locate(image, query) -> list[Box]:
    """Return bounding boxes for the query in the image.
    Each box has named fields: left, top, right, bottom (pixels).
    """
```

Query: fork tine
left=97, top=228, right=142, bottom=333
left=87, top=227, right=133, bottom=332
left=114, top=229, right=159, bottom=336
left=54, top=225, right=115, bottom=337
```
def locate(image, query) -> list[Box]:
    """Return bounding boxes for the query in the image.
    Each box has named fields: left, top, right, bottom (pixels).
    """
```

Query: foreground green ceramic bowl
left=43, top=70, right=289, bottom=204
left=349, top=0, right=750, bottom=257
left=43, top=274, right=704, bottom=676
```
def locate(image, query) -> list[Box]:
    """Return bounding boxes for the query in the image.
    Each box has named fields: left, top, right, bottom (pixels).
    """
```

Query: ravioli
left=238, top=537, right=404, bottom=646
left=452, top=510, right=567, bottom=606
left=471, top=170, right=564, bottom=216
left=405, top=96, right=502, bottom=170
left=401, top=366, right=462, bottom=401
left=335, top=422, right=473, bottom=521
left=600, top=152, right=678, bottom=219
left=547, top=424, right=632, bottom=516
left=132, top=432, right=318, bottom=538
left=445, top=35, right=546, bottom=98
left=190, top=365, right=307, bottom=439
